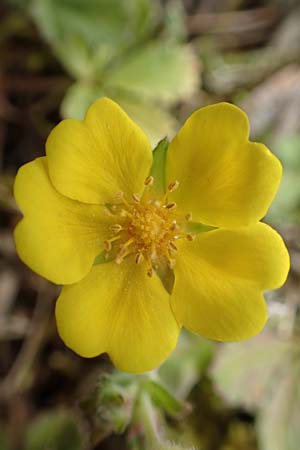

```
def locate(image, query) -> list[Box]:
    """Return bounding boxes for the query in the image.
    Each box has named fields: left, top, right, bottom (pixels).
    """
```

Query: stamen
left=153, top=200, right=161, bottom=207
left=104, top=208, right=115, bottom=217
left=165, top=202, right=177, bottom=210
left=170, top=222, right=180, bottom=231
left=186, top=234, right=195, bottom=241
left=169, top=241, right=178, bottom=251
left=115, top=255, right=123, bottom=265
left=121, top=237, right=134, bottom=249
left=120, top=209, right=134, bottom=218
left=168, top=258, right=176, bottom=269
left=115, top=191, right=124, bottom=201
left=168, top=180, right=179, bottom=192
left=135, top=253, right=144, bottom=265
left=147, top=267, right=154, bottom=277
left=106, top=176, right=195, bottom=275
left=132, top=193, right=140, bottom=203
left=115, top=191, right=131, bottom=207
left=144, top=176, right=154, bottom=186
left=110, top=224, right=122, bottom=233
left=104, top=235, right=121, bottom=251
left=104, top=240, right=112, bottom=252
left=116, top=247, right=133, bottom=264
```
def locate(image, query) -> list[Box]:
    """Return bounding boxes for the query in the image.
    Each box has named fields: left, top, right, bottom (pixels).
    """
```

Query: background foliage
left=0, top=0, right=300, bottom=449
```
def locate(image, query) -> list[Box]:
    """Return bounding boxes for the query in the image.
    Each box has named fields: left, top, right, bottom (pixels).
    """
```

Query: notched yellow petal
left=55, top=260, right=180, bottom=373
left=14, top=157, right=110, bottom=284
left=171, top=222, right=289, bottom=342
left=167, top=102, right=282, bottom=228
left=46, top=97, right=153, bottom=204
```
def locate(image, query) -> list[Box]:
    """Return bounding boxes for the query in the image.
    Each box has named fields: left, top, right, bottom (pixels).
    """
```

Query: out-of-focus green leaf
left=61, top=82, right=105, bottom=119
left=164, top=0, right=187, bottom=43
left=211, top=336, right=296, bottom=410
left=25, top=410, right=84, bottom=450
left=159, top=332, right=215, bottom=399
left=267, top=134, right=300, bottom=225
left=258, top=357, right=300, bottom=450
left=0, top=431, right=10, bottom=450
left=212, top=335, right=300, bottom=450
left=29, top=0, right=158, bottom=78
left=106, top=41, right=198, bottom=105
left=62, top=84, right=176, bottom=146
left=115, top=96, right=177, bottom=146
left=30, top=0, right=155, bottom=53
left=54, top=37, right=97, bottom=80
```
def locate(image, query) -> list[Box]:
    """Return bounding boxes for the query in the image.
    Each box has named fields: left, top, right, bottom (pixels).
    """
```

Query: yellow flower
left=14, top=98, right=289, bottom=373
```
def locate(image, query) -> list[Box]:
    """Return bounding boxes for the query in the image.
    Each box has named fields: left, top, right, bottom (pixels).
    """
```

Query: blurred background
left=0, top=0, right=300, bottom=449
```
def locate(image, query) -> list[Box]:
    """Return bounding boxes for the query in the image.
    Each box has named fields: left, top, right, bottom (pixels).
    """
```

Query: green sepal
left=93, top=250, right=115, bottom=266
left=149, top=137, right=169, bottom=195
left=184, top=221, right=217, bottom=235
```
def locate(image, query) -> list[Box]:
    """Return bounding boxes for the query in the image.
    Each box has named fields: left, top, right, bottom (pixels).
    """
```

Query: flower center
left=104, top=177, right=194, bottom=276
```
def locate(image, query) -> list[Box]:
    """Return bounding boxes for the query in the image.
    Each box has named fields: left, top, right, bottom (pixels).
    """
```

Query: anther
left=185, top=212, right=192, bottom=221
left=147, top=267, right=154, bottom=277
left=144, top=176, right=154, bottom=186
left=168, top=180, right=179, bottom=192
left=170, top=222, right=180, bottom=231
left=104, top=240, right=112, bottom=252
left=165, top=202, right=177, bottom=210
left=115, top=191, right=124, bottom=200
left=186, top=234, right=195, bottom=241
left=110, top=224, right=122, bottom=233
left=169, top=241, right=178, bottom=251
left=153, top=200, right=161, bottom=207
left=132, top=193, right=140, bottom=203
left=104, top=235, right=121, bottom=251
left=104, top=208, right=114, bottom=217
left=116, top=255, right=123, bottom=265
left=135, top=253, right=144, bottom=265
left=168, top=258, right=176, bottom=269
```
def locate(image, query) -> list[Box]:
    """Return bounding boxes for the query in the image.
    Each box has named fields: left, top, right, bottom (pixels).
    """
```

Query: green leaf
left=61, top=82, right=105, bottom=119
left=25, top=410, right=83, bottom=450
left=113, top=96, right=177, bottom=146
left=61, top=85, right=177, bottom=146
left=258, top=355, right=300, bottom=450
left=164, top=0, right=187, bottom=43
left=211, top=336, right=297, bottom=410
left=29, top=0, right=158, bottom=78
left=106, top=41, right=199, bottom=105
left=267, top=134, right=300, bottom=225
left=0, top=431, right=11, bottom=450
left=159, top=332, right=215, bottom=399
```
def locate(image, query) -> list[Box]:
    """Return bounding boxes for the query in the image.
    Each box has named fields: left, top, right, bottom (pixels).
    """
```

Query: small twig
left=187, top=6, right=279, bottom=36
left=0, top=280, right=57, bottom=399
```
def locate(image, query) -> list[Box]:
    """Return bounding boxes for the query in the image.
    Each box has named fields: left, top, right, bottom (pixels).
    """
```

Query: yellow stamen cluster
left=104, top=178, right=193, bottom=276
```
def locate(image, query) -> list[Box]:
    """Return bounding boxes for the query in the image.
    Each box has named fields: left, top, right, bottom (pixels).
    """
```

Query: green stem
left=138, top=392, right=164, bottom=449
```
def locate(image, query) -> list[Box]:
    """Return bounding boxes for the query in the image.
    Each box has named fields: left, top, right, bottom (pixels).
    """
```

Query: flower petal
left=166, top=103, right=282, bottom=228
left=56, top=259, right=180, bottom=373
left=46, top=97, right=153, bottom=204
left=14, top=157, right=110, bottom=285
left=171, top=222, right=289, bottom=341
